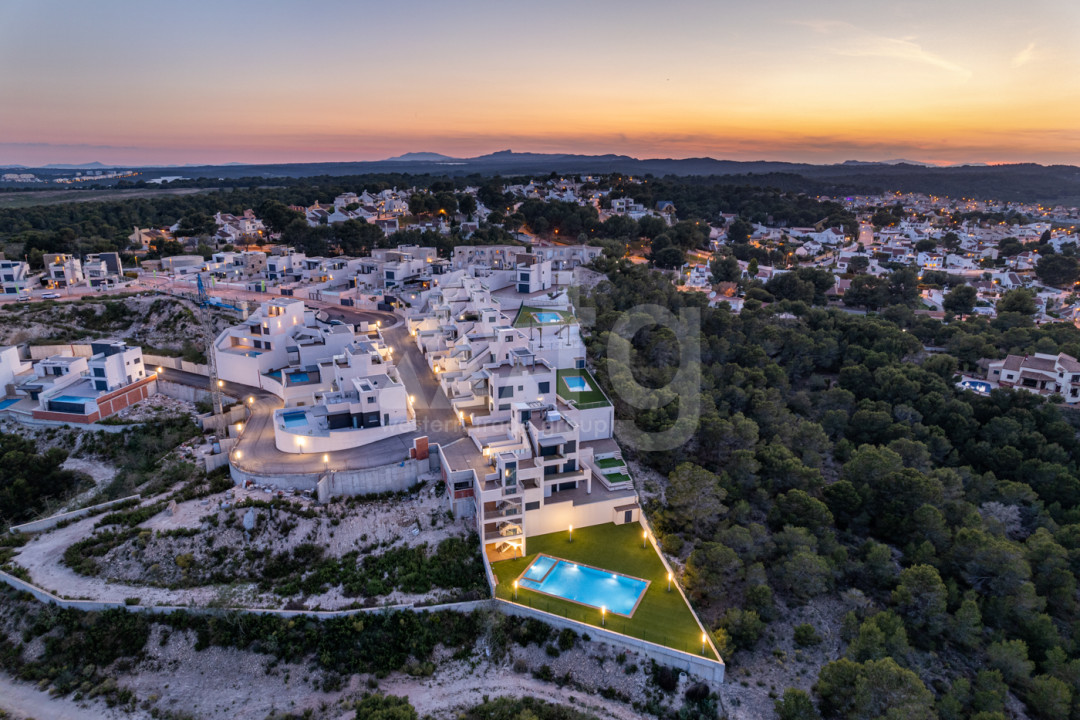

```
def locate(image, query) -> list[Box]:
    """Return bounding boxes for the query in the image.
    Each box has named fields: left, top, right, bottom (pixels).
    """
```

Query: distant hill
left=383, top=152, right=460, bottom=162
left=13, top=150, right=1080, bottom=204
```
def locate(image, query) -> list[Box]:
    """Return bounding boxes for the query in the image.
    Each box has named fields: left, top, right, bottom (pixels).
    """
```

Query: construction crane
left=196, top=273, right=225, bottom=416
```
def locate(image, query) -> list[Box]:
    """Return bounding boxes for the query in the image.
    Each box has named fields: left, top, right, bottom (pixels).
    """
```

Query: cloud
left=797, top=19, right=971, bottom=79
left=1011, top=42, right=1036, bottom=68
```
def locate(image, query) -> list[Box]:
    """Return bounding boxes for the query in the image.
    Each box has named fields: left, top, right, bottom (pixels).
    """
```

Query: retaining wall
left=639, top=516, right=723, bottom=665
left=155, top=379, right=213, bottom=404
left=144, top=354, right=210, bottom=376
left=9, top=495, right=142, bottom=534
left=28, top=344, right=94, bottom=360
left=316, top=457, right=431, bottom=502
left=495, top=600, right=725, bottom=684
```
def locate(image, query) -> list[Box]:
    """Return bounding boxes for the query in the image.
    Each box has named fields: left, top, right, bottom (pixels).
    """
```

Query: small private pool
left=517, top=554, right=649, bottom=617
left=51, top=395, right=89, bottom=404
left=287, top=372, right=311, bottom=383
left=960, top=380, right=993, bottom=394
left=281, top=410, right=309, bottom=429
left=532, top=311, right=563, bottom=324
left=563, top=375, right=591, bottom=393
left=0, top=398, right=18, bottom=411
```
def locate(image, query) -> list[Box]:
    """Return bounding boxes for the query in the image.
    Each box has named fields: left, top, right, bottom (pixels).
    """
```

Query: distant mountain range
left=2, top=150, right=1078, bottom=203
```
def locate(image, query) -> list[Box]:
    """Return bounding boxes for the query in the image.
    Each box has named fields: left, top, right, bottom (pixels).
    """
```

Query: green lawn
left=603, top=473, right=632, bottom=484
left=513, top=305, right=575, bottom=328
left=555, top=368, right=610, bottom=407
left=595, top=458, right=625, bottom=469
left=491, top=523, right=718, bottom=660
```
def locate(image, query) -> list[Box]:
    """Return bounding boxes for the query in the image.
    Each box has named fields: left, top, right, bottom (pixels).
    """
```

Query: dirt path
left=14, top=508, right=222, bottom=606
left=0, top=673, right=148, bottom=720
left=379, top=662, right=645, bottom=720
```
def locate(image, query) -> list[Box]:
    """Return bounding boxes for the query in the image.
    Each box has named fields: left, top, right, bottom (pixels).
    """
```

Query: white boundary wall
left=9, top=495, right=142, bottom=534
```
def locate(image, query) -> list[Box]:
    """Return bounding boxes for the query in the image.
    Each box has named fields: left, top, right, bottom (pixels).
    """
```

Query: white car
left=41, top=292, right=61, bottom=299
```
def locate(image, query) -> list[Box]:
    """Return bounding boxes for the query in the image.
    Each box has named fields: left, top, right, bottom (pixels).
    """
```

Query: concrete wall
left=144, top=354, right=210, bottom=376
left=316, top=456, right=431, bottom=502
left=495, top=600, right=725, bottom=685
left=28, top=344, right=94, bottom=360
left=199, top=405, right=248, bottom=434
left=156, top=379, right=213, bottom=404
left=9, top=494, right=141, bottom=534
left=524, top=493, right=625, bottom=538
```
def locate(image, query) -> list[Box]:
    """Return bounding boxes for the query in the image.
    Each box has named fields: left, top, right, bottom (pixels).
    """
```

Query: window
left=367, top=397, right=375, bottom=404
left=525, top=501, right=540, bottom=511
left=538, top=381, right=550, bottom=394
left=497, top=386, right=513, bottom=399
left=498, top=403, right=510, bottom=411
left=575, top=358, right=586, bottom=369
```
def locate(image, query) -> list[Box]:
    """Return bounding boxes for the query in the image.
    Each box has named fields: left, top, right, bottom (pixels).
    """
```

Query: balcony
left=484, top=524, right=523, bottom=541
left=484, top=502, right=523, bottom=521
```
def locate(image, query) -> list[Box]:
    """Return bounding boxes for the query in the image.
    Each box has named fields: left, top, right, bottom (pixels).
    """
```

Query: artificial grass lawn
left=513, top=305, right=575, bottom=328
left=555, top=368, right=610, bottom=407
left=491, top=523, right=718, bottom=660
left=603, top=473, right=632, bottom=485
left=595, top=458, right=626, bottom=469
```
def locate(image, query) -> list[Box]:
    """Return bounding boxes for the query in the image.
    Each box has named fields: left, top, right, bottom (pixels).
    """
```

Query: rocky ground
left=0, top=294, right=207, bottom=352
left=0, top=607, right=697, bottom=720
left=14, top=478, right=478, bottom=610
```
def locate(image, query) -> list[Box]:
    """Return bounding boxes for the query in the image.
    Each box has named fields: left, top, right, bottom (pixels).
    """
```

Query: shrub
left=794, top=623, right=822, bottom=647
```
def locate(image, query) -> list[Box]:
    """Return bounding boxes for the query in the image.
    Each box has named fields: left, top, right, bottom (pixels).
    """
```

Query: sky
left=2, top=0, right=1079, bottom=167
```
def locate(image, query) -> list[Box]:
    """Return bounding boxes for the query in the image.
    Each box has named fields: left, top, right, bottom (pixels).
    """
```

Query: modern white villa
left=270, top=335, right=415, bottom=454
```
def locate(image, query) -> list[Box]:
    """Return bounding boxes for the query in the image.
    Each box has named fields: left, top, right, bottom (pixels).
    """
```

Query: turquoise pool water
left=51, top=395, right=89, bottom=404
left=265, top=370, right=282, bottom=380
left=518, top=555, right=648, bottom=616
left=288, top=372, right=311, bottom=382
left=961, top=380, right=992, bottom=394
left=0, top=398, right=18, bottom=410
left=281, top=410, right=308, bottom=429
left=532, top=311, right=562, bottom=324
left=563, top=376, right=590, bottom=393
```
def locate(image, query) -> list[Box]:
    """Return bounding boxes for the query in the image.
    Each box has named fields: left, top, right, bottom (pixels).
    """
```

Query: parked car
left=41, top=292, right=61, bottom=299
left=16, top=295, right=30, bottom=302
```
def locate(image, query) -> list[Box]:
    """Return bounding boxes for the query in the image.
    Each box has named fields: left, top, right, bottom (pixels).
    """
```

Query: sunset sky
left=2, top=0, right=1078, bottom=167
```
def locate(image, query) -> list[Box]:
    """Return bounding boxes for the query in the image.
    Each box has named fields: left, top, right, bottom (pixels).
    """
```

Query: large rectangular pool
left=517, top=555, right=649, bottom=617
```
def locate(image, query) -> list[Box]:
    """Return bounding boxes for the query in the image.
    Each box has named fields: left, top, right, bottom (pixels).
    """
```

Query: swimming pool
left=532, top=312, right=563, bottom=324
left=0, top=398, right=18, bottom=410
left=563, top=375, right=591, bottom=393
left=51, top=395, right=89, bottom=404
left=961, top=380, right=992, bottom=394
left=288, top=372, right=311, bottom=383
left=281, top=410, right=309, bottom=429
left=517, top=555, right=649, bottom=617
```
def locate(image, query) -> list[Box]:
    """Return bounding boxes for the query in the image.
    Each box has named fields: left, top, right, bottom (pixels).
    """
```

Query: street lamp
left=513, top=579, right=518, bottom=600
left=667, top=571, right=672, bottom=592
left=568, top=524, right=573, bottom=543
left=642, top=529, right=648, bottom=548
left=601, top=606, right=606, bottom=627
left=701, top=632, right=707, bottom=656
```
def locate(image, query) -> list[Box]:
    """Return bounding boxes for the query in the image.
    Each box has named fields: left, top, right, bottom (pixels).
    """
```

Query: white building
left=0, top=260, right=35, bottom=295
left=271, top=335, right=414, bottom=454
left=213, top=298, right=355, bottom=395
left=988, top=352, right=1080, bottom=403
left=43, top=253, right=83, bottom=288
